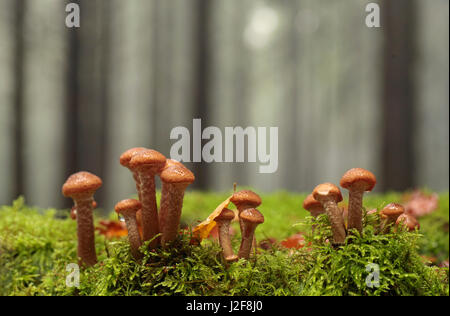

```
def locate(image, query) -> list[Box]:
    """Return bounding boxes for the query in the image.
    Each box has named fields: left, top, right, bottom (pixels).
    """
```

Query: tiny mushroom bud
left=312, top=183, right=346, bottom=246
left=303, top=194, right=324, bottom=218
left=119, top=147, right=148, bottom=201
left=159, top=164, right=195, bottom=246
left=237, top=208, right=264, bottom=259
left=340, top=168, right=376, bottom=235
left=303, top=194, right=325, bottom=233
left=62, top=171, right=102, bottom=267
left=115, top=199, right=143, bottom=260
left=395, top=213, right=420, bottom=232
left=380, top=203, right=405, bottom=233
left=129, top=149, right=166, bottom=248
left=214, top=208, right=238, bottom=262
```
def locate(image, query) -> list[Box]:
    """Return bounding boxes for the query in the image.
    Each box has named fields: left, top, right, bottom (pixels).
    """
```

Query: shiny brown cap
left=119, top=147, right=148, bottom=168
left=160, top=164, right=195, bottom=184
left=115, top=199, right=142, bottom=215
left=129, top=149, right=166, bottom=172
left=62, top=171, right=102, bottom=198
left=340, top=168, right=376, bottom=192
left=230, top=190, right=262, bottom=208
left=396, top=213, right=420, bottom=231
left=303, top=194, right=322, bottom=210
left=312, top=183, right=343, bottom=202
left=380, top=203, right=405, bottom=219
left=214, top=208, right=236, bottom=222
left=240, top=208, right=264, bottom=224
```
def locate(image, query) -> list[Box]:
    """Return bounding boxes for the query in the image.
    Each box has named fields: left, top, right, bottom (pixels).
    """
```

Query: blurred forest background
left=0, top=0, right=448, bottom=211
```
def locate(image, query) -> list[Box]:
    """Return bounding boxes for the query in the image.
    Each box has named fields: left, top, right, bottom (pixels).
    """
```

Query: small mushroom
left=62, top=171, right=102, bottom=267
left=340, top=168, right=376, bottom=235
left=312, top=183, right=346, bottom=245
left=237, top=208, right=264, bottom=259
left=303, top=194, right=325, bottom=218
left=214, top=208, right=238, bottom=262
left=395, top=213, right=420, bottom=232
left=303, top=194, right=325, bottom=233
left=159, top=164, right=195, bottom=246
left=129, top=149, right=166, bottom=248
left=380, top=203, right=405, bottom=233
left=230, top=190, right=261, bottom=242
left=119, top=147, right=148, bottom=201
left=115, top=199, right=143, bottom=260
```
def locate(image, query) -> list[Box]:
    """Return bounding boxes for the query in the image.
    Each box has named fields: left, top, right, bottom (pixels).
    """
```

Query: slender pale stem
left=348, top=190, right=364, bottom=234
left=322, top=199, right=347, bottom=245
left=123, top=214, right=143, bottom=260
left=238, top=223, right=258, bottom=259
left=217, top=220, right=235, bottom=259
left=75, top=196, right=97, bottom=266
left=160, top=182, right=188, bottom=246
left=138, top=170, right=159, bottom=248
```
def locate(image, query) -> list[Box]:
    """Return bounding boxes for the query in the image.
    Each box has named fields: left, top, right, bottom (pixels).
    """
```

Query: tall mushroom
left=70, top=200, right=97, bottom=220
left=159, top=164, right=195, bottom=246
left=312, top=183, right=346, bottom=246
left=115, top=199, right=143, bottom=260
left=62, top=171, right=102, bottom=267
left=380, top=203, right=405, bottom=233
left=237, top=208, right=264, bottom=259
left=214, top=208, right=238, bottom=262
left=129, top=149, right=166, bottom=248
left=119, top=147, right=148, bottom=201
left=340, top=168, right=376, bottom=235
left=395, top=213, right=420, bottom=232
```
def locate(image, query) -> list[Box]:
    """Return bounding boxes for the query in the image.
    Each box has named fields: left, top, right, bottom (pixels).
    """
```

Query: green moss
left=0, top=193, right=448, bottom=296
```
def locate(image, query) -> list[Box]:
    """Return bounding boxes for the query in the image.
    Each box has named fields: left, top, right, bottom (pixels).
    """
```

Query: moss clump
left=0, top=195, right=448, bottom=296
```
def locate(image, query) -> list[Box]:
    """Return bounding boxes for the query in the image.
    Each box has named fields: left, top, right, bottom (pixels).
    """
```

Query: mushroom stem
left=159, top=182, right=188, bottom=246
left=75, top=197, right=98, bottom=266
left=238, top=223, right=258, bottom=259
left=216, top=221, right=235, bottom=261
left=347, top=190, right=364, bottom=234
left=132, top=171, right=142, bottom=202
left=123, top=214, right=143, bottom=260
left=322, top=199, right=347, bottom=245
left=138, top=171, right=160, bottom=247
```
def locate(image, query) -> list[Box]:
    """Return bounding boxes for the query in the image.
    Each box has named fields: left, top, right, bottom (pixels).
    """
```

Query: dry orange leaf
left=191, top=195, right=232, bottom=243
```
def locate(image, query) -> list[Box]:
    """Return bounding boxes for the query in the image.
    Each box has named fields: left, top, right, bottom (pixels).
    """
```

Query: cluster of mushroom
left=214, top=190, right=264, bottom=262
left=62, top=147, right=195, bottom=266
left=303, top=168, right=419, bottom=246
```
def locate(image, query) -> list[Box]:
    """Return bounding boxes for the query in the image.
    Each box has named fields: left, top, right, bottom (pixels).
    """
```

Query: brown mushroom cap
left=115, top=199, right=142, bottom=215
left=215, top=208, right=236, bottom=222
left=303, top=194, right=322, bottom=210
left=396, top=213, right=420, bottom=231
left=230, top=190, right=262, bottom=208
left=340, top=168, right=377, bottom=192
left=160, top=164, right=195, bottom=184
left=119, top=147, right=148, bottom=168
left=240, top=208, right=264, bottom=224
left=312, top=183, right=343, bottom=202
left=380, top=203, right=405, bottom=219
left=128, top=149, right=166, bottom=171
left=62, top=171, right=102, bottom=198
left=161, top=159, right=185, bottom=170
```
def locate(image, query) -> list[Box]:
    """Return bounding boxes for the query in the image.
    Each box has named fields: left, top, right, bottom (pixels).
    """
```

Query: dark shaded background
left=0, top=0, right=448, bottom=211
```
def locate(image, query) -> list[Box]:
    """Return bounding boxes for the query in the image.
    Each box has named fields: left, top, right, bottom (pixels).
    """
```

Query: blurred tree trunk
left=382, top=0, right=417, bottom=191
left=13, top=0, right=26, bottom=199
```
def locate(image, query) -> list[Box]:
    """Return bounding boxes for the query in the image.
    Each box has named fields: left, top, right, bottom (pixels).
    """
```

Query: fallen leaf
left=280, top=233, right=307, bottom=249
left=191, top=196, right=232, bottom=243
left=96, top=220, right=128, bottom=239
left=403, top=190, right=439, bottom=218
